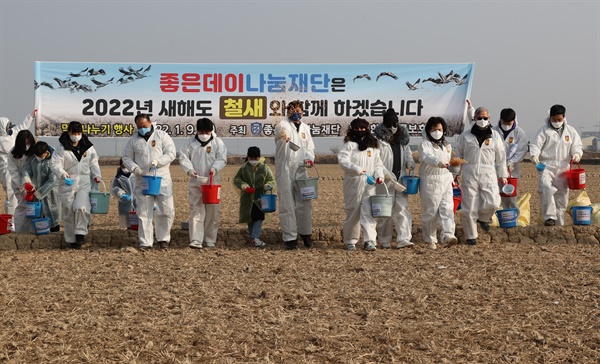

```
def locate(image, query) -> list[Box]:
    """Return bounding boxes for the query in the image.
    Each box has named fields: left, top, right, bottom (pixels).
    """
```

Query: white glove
left=241, top=183, right=250, bottom=190
left=187, top=169, right=198, bottom=178
left=133, top=167, right=144, bottom=177
left=507, top=161, right=515, bottom=171
left=278, top=129, right=290, bottom=141
left=197, top=176, right=209, bottom=184
left=264, top=184, right=273, bottom=191
left=573, top=154, right=581, bottom=163
left=406, top=160, right=416, bottom=170
left=61, top=172, right=70, bottom=179
left=437, top=161, right=447, bottom=168
left=210, top=168, right=216, bottom=175
left=531, top=155, right=539, bottom=164
left=151, top=160, right=158, bottom=168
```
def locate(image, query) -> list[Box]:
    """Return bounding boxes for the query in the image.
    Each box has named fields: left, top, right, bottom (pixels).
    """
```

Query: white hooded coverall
left=8, top=151, right=34, bottom=232
left=179, top=134, right=227, bottom=245
left=491, top=122, right=529, bottom=209
left=529, top=119, right=583, bottom=225
left=338, top=142, right=385, bottom=246
left=123, top=128, right=176, bottom=247
left=0, top=114, right=33, bottom=214
left=273, top=118, right=315, bottom=243
left=455, top=128, right=508, bottom=240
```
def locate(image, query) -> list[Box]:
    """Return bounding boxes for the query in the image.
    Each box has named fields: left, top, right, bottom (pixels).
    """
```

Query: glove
left=24, top=192, right=35, bottom=202
left=507, top=161, right=515, bottom=171
left=121, top=194, right=131, bottom=202
left=241, top=183, right=250, bottom=190
left=245, top=187, right=256, bottom=194
left=406, top=160, right=416, bottom=170
left=24, top=182, right=35, bottom=192
left=384, top=172, right=395, bottom=181
left=94, top=177, right=102, bottom=183
left=499, top=177, right=508, bottom=185
left=187, top=169, right=198, bottom=178
left=531, top=155, right=539, bottom=164
left=278, top=129, right=290, bottom=141
left=437, top=161, right=448, bottom=168
left=210, top=168, right=216, bottom=176
left=264, top=184, right=273, bottom=191
left=573, top=154, right=581, bottom=163
left=151, top=160, right=159, bottom=168
left=376, top=177, right=383, bottom=185
left=61, top=172, right=70, bottom=179
left=305, top=160, right=314, bottom=168
left=133, top=167, right=144, bottom=177
left=198, top=176, right=209, bottom=184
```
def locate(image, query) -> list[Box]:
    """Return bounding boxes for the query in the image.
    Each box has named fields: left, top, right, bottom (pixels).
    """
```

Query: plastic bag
left=591, top=203, right=600, bottom=225
left=516, top=192, right=531, bottom=227
left=566, top=190, right=591, bottom=214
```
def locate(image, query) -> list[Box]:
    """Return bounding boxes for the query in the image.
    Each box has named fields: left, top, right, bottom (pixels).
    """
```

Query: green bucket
left=90, top=180, right=110, bottom=214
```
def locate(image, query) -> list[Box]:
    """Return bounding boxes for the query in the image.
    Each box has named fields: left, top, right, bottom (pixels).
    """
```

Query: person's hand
left=34, top=191, right=42, bottom=199
left=241, top=183, right=250, bottom=190
left=499, top=177, right=508, bottom=185
left=133, top=167, right=144, bottom=177
left=187, top=169, right=198, bottom=178
left=466, top=99, right=472, bottom=108
left=406, top=160, right=416, bottom=170
left=531, top=155, right=539, bottom=164
left=197, top=176, right=209, bottom=184
left=361, top=170, right=366, bottom=175
left=31, top=109, right=37, bottom=118
left=94, top=177, right=102, bottom=183
left=305, top=160, right=314, bottom=168
left=121, top=194, right=131, bottom=202
left=264, top=184, right=273, bottom=191
left=437, top=161, right=448, bottom=168
left=24, top=192, right=35, bottom=202
left=245, top=187, right=256, bottom=194
left=24, top=182, right=35, bottom=192
left=376, top=177, right=383, bottom=185
left=572, top=154, right=581, bottom=163
left=61, top=172, right=70, bottom=179
left=507, top=161, right=515, bottom=171
left=151, top=160, right=158, bottom=168
left=210, top=168, right=216, bottom=176
left=278, top=129, right=290, bottom=142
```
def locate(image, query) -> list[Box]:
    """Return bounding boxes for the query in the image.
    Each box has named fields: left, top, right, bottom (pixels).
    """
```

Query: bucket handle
left=382, top=180, right=390, bottom=197
left=295, top=164, right=320, bottom=180
left=0, top=215, right=13, bottom=228
left=209, top=169, right=215, bottom=186
left=94, top=179, right=108, bottom=195
left=569, top=160, right=581, bottom=170
left=507, top=166, right=512, bottom=178
left=407, top=166, right=415, bottom=178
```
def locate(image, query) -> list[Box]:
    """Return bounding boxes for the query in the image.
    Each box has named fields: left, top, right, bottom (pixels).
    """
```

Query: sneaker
left=69, top=243, right=82, bottom=250
left=138, top=245, right=152, bottom=251
left=158, top=241, right=168, bottom=250
left=397, top=241, right=415, bottom=248
left=347, top=244, right=357, bottom=251
left=442, top=235, right=458, bottom=247
left=544, top=219, right=556, bottom=226
left=205, top=242, right=216, bottom=249
left=284, top=241, right=297, bottom=250
left=300, top=234, right=313, bottom=248
left=189, top=240, right=203, bottom=249
left=380, top=242, right=392, bottom=249
left=466, top=239, right=478, bottom=246
left=363, top=241, right=376, bottom=251
left=252, top=238, right=266, bottom=247
left=427, top=242, right=437, bottom=250
left=477, top=220, right=491, bottom=231
left=75, top=234, right=85, bottom=244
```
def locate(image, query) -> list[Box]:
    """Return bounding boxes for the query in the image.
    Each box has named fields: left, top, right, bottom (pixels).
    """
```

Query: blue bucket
left=496, top=208, right=519, bottom=228
left=401, top=176, right=420, bottom=194
left=260, top=190, right=277, bottom=213
left=31, top=217, right=51, bottom=235
left=26, top=201, right=42, bottom=218
left=571, top=206, right=592, bottom=225
left=142, top=167, right=162, bottom=196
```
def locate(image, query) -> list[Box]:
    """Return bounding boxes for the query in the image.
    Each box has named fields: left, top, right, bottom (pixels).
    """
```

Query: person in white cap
left=418, top=117, right=458, bottom=250
left=179, top=117, right=227, bottom=249
left=455, top=106, right=508, bottom=245
left=123, top=114, right=176, bottom=250
left=338, top=118, right=385, bottom=251
left=273, top=100, right=315, bottom=250
left=529, top=104, right=583, bottom=226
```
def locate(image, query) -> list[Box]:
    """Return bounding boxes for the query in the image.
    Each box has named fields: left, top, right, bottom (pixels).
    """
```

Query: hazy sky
left=1, top=0, right=599, bottom=139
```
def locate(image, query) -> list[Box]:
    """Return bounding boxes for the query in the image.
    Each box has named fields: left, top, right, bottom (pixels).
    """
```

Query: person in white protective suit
left=111, top=159, right=136, bottom=229
left=418, top=117, right=459, bottom=250
left=123, top=114, right=176, bottom=251
left=50, top=122, right=102, bottom=249
left=273, top=100, right=315, bottom=250
left=0, top=111, right=35, bottom=214
left=529, top=104, right=583, bottom=226
left=491, top=108, right=529, bottom=209
left=8, top=130, right=36, bottom=232
left=179, top=118, right=227, bottom=249
left=455, top=106, right=508, bottom=246
left=372, top=108, right=416, bottom=249
left=338, top=118, right=385, bottom=251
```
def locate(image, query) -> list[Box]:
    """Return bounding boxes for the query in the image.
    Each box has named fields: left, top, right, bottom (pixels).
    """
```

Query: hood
left=373, top=123, right=410, bottom=146
left=0, top=117, right=9, bottom=137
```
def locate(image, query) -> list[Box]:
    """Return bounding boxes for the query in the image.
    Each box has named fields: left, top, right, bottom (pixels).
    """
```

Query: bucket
left=400, top=169, right=419, bottom=195
left=452, top=185, right=462, bottom=213
left=500, top=173, right=518, bottom=197
left=142, top=167, right=163, bottom=196
left=129, top=210, right=139, bottom=230
left=536, top=163, right=546, bottom=171
left=201, top=173, right=221, bottom=204
left=89, top=180, right=110, bottom=214
left=0, top=214, right=12, bottom=234
left=25, top=201, right=42, bottom=218
left=31, top=217, right=51, bottom=235
left=288, top=141, right=300, bottom=151
left=260, top=190, right=277, bottom=213
left=296, top=165, right=320, bottom=200
left=495, top=208, right=519, bottom=228
left=571, top=206, right=592, bottom=225
left=566, top=161, right=586, bottom=190
left=370, top=183, right=393, bottom=218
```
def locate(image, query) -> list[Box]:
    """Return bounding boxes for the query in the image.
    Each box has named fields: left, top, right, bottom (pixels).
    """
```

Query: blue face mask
left=138, top=127, right=151, bottom=136
left=289, top=112, right=302, bottom=122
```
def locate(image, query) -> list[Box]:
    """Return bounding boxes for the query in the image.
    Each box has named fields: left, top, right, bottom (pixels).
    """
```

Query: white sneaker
left=363, top=241, right=376, bottom=251
left=252, top=238, right=266, bottom=247
left=347, top=244, right=357, bottom=251
left=189, top=240, right=203, bottom=249
left=427, top=242, right=437, bottom=250
left=397, top=241, right=415, bottom=248
left=442, top=235, right=458, bottom=247
left=205, top=242, right=216, bottom=249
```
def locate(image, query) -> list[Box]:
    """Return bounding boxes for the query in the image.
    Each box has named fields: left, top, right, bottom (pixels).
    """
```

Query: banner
left=34, top=62, right=474, bottom=137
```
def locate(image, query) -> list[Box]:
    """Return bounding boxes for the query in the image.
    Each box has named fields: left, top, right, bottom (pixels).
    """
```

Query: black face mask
left=354, top=130, right=367, bottom=138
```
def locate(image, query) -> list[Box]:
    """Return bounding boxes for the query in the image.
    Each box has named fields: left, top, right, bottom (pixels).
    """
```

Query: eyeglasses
left=476, top=117, right=490, bottom=121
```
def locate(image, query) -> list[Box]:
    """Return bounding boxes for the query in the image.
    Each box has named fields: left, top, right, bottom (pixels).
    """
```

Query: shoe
left=158, top=241, right=168, bottom=250
left=544, top=219, right=556, bottom=226
left=347, top=244, right=356, bottom=251
left=442, top=235, right=458, bottom=247
left=300, top=234, right=313, bottom=248
left=50, top=225, right=60, bottom=233
left=466, top=239, right=477, bottom=246
left=397, top=241, right=415, bottom=248
left=363, top=241, right=376, bottom=251
left=69, top=243, right=81, bottom=250
left=138, top=245, right=152, bottom=251
left=477, top=220, right=491, bottom=231
left=252, top=238, right=266, bottom=247
left=189, top=240, right=203, bottom=249
left=380, top=242, right=392, bottom=249
left=205, top=242, right=216, bottom=249
left=284, top=241, right=297, bottom=250
left=75, top=234, right=85, bottom=244
left=427, top=242, right=437, bottom=250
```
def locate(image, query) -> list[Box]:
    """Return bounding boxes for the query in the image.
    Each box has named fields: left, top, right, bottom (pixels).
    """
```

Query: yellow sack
left=566, top=190, right=591, bottom=214
left=591, top=203, right=600, bottom=225
left=490, top=211, right=499, bottom=227
left=516, top=192, right=531, bottom=227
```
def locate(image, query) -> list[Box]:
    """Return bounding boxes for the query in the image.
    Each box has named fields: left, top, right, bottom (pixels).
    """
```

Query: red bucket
left=500, top=168, right=518, bottom=197
left=201, top=173, right=221, bottom=204
left=566, top=161, right=586, bottom=190
left=0, top=214, right=12, bottom=234
left=452, top=183, right=462, bottom=214
left=129, top=211, right=139, bottom=230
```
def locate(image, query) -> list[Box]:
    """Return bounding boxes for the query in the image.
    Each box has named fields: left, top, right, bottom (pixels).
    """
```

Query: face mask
left=476, top=119, right=489, bottom=128
left=430, top=130, right=443, bottom=140
left=25, top=144, right=32, bottom=150
left=70, top=135, right=82, bottom=143
left=289, top=112, right=302, bottom=122
left=198, top=133, right=211, bottom=142
left=248, top=160, right=259, bottom=166
left=35, top=155, right=45, bottom=162
left=138, top=127, right=151, bottom=136
left=121, top=167, right=129, bottom=174
left=354, top=130, right=367, bottom=138
left=390, top=126, right=398, bottom=134
left=551, top=121, right=564, bottom=129
left=501, top=123, right=513, bottom=131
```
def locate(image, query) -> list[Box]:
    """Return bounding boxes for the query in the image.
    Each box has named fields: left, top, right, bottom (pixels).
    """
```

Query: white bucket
left=296, top=165, right=319, bottom=200
left=370, top=183, right=393, bottom=218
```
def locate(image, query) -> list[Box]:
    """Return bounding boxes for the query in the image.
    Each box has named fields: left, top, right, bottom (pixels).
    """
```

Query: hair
left=500, top=108, right=516, bottom=122
left=68, top=121, right=83, bottom=133
left=549, top=104, right=566, bottom=116
left=12, top=130, right=35, bottom=159
left=286, top=100, right=303, bottom=113
left=247, top=146, right=261, bottom=158
left=344, top=124, right=379, bottom=148
left=474, top=107, right=489, bottom=118
left=425, top=116, right=447, bottom=134
left=197, top=118, right=214, bottom=132
left=31, top=141, right=49, bottom=157
left=135, top=113, right=151, bottom=124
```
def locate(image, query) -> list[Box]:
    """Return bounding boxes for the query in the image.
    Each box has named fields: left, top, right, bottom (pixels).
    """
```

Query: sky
left=0, top=0, right=599, bottom=154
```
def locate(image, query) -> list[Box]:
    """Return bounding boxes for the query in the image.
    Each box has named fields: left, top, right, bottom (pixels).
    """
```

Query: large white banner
left=34, top=62, right=474, bottom=137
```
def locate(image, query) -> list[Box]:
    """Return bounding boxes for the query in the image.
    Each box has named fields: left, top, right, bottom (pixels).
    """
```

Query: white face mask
left=390, top=126, right=398, bottom=134
left=121, top=167, right=129, bottom=174
left=430, top=130, right=443, bottom=140
left=476, top=119, right=489, bottom=128
left=501, top=123, right=513, bottom=131
left=551, top=121, right=564, bottom=129
left=70, top=135, right=82, bottom=143
left=35, top=155, right=45, bottom=162
left=25, top=144, right=31, bottom=151
left=248, top=160, right=259, bottom=166
left=198, top=133, right=211, bottom=142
